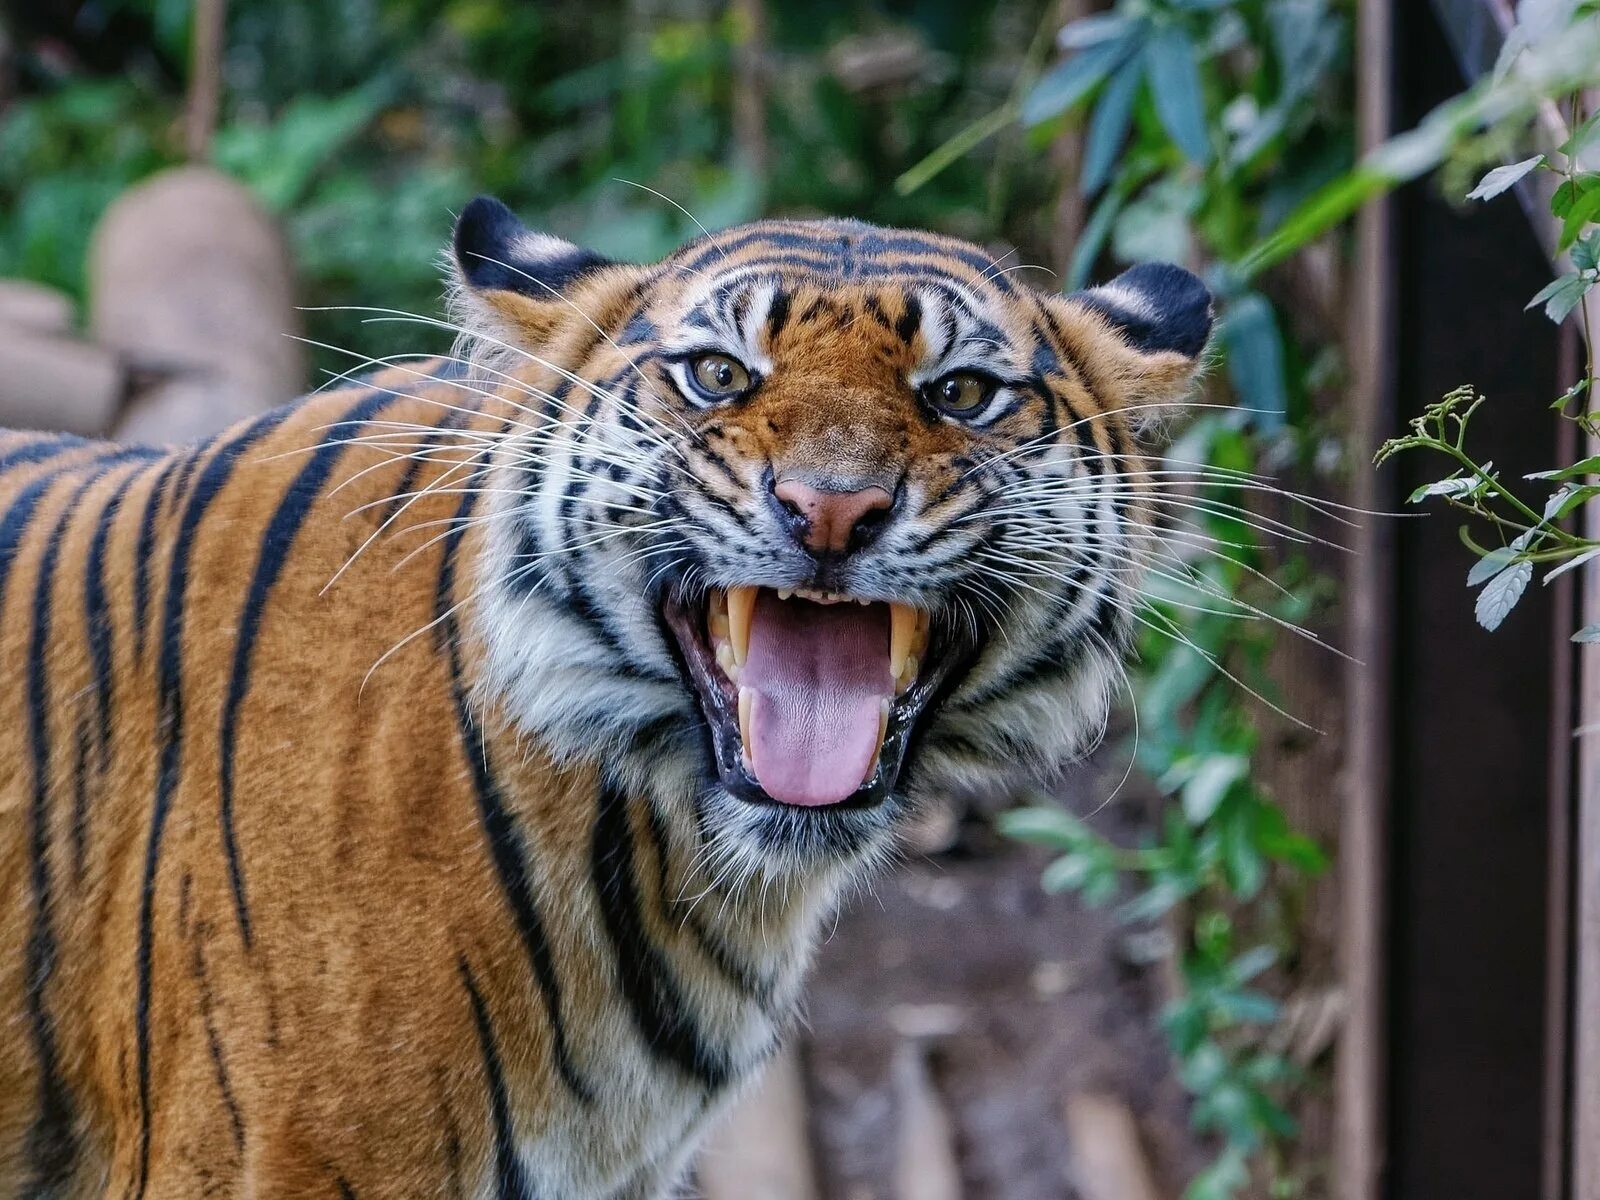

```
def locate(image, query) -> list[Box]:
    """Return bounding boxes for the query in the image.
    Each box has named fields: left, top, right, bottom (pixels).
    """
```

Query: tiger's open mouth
left=662, top=585, right=976, bottom=809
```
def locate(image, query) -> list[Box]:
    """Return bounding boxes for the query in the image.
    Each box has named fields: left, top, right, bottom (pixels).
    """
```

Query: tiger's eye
left=690, top=353, right=751, bottom=398
left=927, top=371, right=994, bottom=414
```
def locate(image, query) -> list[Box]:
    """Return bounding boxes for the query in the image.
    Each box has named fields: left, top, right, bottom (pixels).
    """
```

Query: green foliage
left=1368, top=3, right=1600, bottom=636
left=917, top=0, right=1351, bottom=1192
left=2, top=0, right=1068, bottom=373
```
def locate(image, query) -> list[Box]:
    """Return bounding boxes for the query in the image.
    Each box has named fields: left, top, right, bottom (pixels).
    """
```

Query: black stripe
left=590, top=779, right=731, bottom=1089
left=894, top=293, right=922, bottom=345
left=85, top=466, right=142, bottom=779
left=0, top=434, right=88, bottom=474
left=20, top=467, right=113, bottom=1191
left=437, top=486, right=594, bottom=1104
left=190, top=932, right=246, bottom=1155
left=218, top=392, right=393, bottom=949
left=764, top=289, right=793, bottom=342
left=643, top=803, right=775, bottom=1008
left=459, top=958, right=535, bottom=1200
left=133, top=409, right=290, bottom=1200
left=131, top=457, right=180, bottom=662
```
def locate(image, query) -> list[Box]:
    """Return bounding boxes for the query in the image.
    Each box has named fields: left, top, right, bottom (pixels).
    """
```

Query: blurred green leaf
left=1080, top=53, right=1145, bottom=196
left=1220, top=293, right=1288, bottom=429
left=1022, top=34, right=1136, bottom=126
left=1146, top=25, right=1210, bottom=163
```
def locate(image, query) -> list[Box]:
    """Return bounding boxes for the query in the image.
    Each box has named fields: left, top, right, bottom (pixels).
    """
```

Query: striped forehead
left=654, top=223, right=1028, bottom=371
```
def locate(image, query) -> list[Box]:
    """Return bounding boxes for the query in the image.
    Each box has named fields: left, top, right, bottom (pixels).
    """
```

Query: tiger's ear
left=1067, top=262, right=1213, bottom=359
left=449, top=196, right=627, bottom=343
left=1057, top=262, right=1214, bottom=430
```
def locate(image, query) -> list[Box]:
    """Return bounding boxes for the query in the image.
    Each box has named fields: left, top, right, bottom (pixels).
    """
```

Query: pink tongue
left=743, top=592, right=893, bottom=807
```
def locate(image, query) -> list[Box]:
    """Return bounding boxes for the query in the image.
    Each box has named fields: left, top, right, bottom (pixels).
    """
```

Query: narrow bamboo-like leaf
left=1080, top=53, right=1145, bottom=196
left=1146, top=25, right=1210, bottom=163
left=1220, top=292, right=1288, bottom=429
left=1057, top=13, right=1133, bottom=49
left=1021, top=35, right=1133, bottom=126
left=1572, top=624, right=1600, bottom=643
left=894, top=103, right=1017, bottom=196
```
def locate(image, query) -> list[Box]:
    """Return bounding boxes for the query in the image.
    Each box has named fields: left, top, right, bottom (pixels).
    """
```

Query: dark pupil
left=943, top=378, right=964, bottom=405
left=713, top=361, right=733, bottom=387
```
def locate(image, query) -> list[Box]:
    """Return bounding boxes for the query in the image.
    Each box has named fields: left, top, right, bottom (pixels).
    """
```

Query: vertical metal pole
left=1575, top=305, right=1600, bottom=1200
left=1337, top=0, right=1395, bottom=1196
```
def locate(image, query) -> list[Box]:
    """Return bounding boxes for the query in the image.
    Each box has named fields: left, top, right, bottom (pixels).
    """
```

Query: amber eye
left=687, top=353, right=752, bottom=399
left=924, top=371, right=996, bottom=416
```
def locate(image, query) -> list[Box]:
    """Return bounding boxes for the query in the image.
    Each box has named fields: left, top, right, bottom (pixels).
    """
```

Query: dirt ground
left=800, top=769, right=1208, bottom=1200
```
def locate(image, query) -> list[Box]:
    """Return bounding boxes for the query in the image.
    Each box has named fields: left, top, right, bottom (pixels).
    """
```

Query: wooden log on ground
left=0, top=280, right=75, bottom=336
left=89, top=165, right=303, bottom=443
left=698, top=1042, right=819, bottom=1200
left=1063, top=1092, right=1162, bottom=1200
left=0, top=325, right=126, bottom=435
left=893, top=1041, right=962, bottom=1200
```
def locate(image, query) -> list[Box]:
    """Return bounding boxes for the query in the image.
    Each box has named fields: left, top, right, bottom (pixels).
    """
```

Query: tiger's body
left=0, top=201, right=1211, bottom=1198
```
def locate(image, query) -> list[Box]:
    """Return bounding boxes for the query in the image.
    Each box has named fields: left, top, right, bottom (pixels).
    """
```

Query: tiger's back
left=0, top=374, right=612, bottom=1196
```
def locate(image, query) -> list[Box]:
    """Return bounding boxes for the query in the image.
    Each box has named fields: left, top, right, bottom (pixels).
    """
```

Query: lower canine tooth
left=866, top=700, right=890, bottom=782
left=738, top=687, right=755, bottom=755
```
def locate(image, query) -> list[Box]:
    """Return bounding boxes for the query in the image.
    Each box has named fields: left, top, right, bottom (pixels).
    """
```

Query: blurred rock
left=0, top=324, right=125, bottom=435
left=90, top=165, right=303, bottom=443
left=0, top=280, right=75, bottom=336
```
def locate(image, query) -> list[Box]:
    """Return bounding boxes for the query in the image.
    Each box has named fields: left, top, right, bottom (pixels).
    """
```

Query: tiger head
left=450, top=197, right=1211, bottom=878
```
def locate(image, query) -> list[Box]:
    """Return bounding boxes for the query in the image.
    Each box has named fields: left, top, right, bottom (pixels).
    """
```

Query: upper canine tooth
left=890, top=602, right=918, bottom=680
left=728, top=586, right=757, bottom=666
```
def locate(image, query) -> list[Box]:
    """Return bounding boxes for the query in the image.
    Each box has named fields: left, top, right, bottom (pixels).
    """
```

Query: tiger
left=0, top=195, right=1212, bottom=1199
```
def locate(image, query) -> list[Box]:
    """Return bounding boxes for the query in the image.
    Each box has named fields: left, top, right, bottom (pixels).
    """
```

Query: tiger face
left=453, top=197, right=1211, bottom=879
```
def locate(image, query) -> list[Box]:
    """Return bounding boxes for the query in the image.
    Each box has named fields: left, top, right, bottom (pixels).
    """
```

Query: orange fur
left=0, top=211, right=1208, bottom=1199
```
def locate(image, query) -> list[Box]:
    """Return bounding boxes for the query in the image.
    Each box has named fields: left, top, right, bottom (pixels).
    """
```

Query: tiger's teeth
left=896, top=653, right=918, bottom=694
left=727, top=585, right=757, bottom=666
left=716, top=642, right=739, bottom=681
left=889, top=602, right=919, bottom=681
left=865, top=700, right=890, bottom=782
left=738, top=687, right=754, bottom=755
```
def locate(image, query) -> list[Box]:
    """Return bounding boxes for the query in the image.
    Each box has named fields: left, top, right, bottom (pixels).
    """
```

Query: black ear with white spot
left=452, top=195, right=613, bottom=298
left=1068, top=262, right=1213, bottom=358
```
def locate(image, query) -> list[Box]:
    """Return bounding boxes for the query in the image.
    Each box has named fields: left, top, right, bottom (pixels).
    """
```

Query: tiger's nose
left=771, top=476, right=894, bottom=555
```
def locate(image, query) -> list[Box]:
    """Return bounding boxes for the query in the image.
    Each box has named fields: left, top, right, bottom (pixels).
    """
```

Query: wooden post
left=1575, top=302, right=1600, bottom=1200
left=186, top=0, right=227, bottom=161
left=730, top=0, right=769, bottom=179
left=698, top=1043, right=819, bottom=1200
left=1336, top=0, right=1394, bottom=1198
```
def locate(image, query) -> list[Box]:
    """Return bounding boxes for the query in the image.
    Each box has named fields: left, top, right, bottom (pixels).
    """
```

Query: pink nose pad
left=772, top=478, right=893, bottom=554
